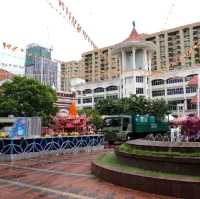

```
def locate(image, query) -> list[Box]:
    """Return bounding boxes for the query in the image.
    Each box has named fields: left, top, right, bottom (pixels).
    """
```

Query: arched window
left=151, top=79, right=165, bottom=86
left=185, top=74, right=198, bottom=82
left=166, top=77, right=183, bottom=84
left=106, top=86, right=118, bottom=92
left=83, top=89, right=92, bottom=95
left=94, top=87, right=104, bottom=93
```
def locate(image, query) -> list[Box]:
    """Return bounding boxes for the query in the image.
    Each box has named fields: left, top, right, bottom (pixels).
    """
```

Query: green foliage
left=0, top=76, right=58, bottom=124
left=95, top=95, right=169, bottom=120
left=95, top=99, right=120, bottom=115
left=78, top=108, right=103, bottom=129
left=97, top=152, right=200, bottom=179
left=119, top=143, right=200, bottom=158
left=150, top=99, right=169, bottom=120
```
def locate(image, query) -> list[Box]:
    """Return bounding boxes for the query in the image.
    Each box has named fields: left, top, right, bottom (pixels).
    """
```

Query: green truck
left=102, top=114, right=169, bottom=143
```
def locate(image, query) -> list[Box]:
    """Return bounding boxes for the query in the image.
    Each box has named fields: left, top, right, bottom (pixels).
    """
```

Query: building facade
left=75, top=22, right=155, bottom=109
left=61, top=60, right=84, bottom=92
left=75, top=79, right=120, bottom=109
left=25, top=44, right=58, bottom=89
left=82, top=46, right=120, bottom=83
left=151, top=67, right=200, bottom=116
left=145, top=22, right=200, bottom=71
left=74, top=22, right=200, bottom=117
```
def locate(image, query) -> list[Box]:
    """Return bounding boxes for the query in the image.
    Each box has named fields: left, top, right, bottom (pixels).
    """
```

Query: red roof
left=124, top=21, right=144, bottom=42
left=191, top=95, right=198, bottom=104
left=0, top=69, right=14, bottom=81
left=187, top=75, right=198, bottom=86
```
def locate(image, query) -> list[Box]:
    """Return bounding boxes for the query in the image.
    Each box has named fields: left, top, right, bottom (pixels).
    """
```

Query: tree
left=95, top=99, right=119, bottom=115
left=78, top=108, right=103, bottom=130
left=149, top=99, right=169, bottom=120
left=0, top=76, right=58, bottom=124
left=94, top=95, right=169, bottom=120
left=128, top=95, right=151, bottom=114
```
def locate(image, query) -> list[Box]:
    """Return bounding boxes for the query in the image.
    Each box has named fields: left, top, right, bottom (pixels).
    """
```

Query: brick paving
left=0, top=150, right=178, bottom=199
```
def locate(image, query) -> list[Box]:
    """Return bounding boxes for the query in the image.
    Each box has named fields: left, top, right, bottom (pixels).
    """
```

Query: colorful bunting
left=45, top=0, right=98, bottom=49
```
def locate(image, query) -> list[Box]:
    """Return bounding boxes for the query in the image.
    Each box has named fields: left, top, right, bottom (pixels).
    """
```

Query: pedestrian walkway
left=0, top=150, right=176, bottom=199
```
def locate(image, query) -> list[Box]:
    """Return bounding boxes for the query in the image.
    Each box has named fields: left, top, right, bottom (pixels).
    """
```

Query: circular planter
left=92, top=160, right=200, bottom=199
left=128, top=139, right=200, bottom=153
left=115, top=149, right=200, bottom=176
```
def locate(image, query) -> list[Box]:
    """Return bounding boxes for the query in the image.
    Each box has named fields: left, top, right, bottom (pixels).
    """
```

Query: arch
left=151, top=79, right=165, bottom=86
left=106, top=86, right=118, bottom=92
left=166, top=77, right=183, bottom=84
left=83, top=89, right=92, bottom=95
left=94, top=87, right=104, bottom=93
left=185, top=74, right=198, bottom=82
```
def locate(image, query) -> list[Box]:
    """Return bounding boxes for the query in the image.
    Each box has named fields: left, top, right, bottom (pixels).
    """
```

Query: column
left=164, top=32, right=169, bottom=69
left=132, top=47, right=136, bottom=70
left=143, top=49, right=148, bottom=70
left=122, top=49, right=126, bottom=71
left=189, top=27, right=195, bottom=66
left=183, top=77, right=187, bottom=113
left=123, top=77, right=126, bottom=97
left=156, top=35, right=161, bottom=70
left=179, top=29, right=185, bottom=66
left=164, top=79, right=168, bottom=103
left=103, top=88, right=106, bottom=99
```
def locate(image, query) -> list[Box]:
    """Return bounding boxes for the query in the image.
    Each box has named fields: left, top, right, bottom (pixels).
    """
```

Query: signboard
left=9, top=118, right=27, bottom=137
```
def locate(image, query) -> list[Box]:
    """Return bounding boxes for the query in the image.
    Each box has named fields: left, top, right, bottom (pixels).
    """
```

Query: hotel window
left=167, top=88, right=184, bottom=95
left=151, top=79, right=164, bottom=86
left=106, top=95, right=118, bottom=100
left=78, top=99, right=81, bottom=104
left=83, top=89, right=92, bottom=95
left=186, top=87, right=197, bottom=93
left=94, top=97, right=104, bottom=102
left=94, top=87, right=104, bottom=93
left=106, top=86, right=118, bottom=92
left=136, top=76, right=144, bottom=83
left=166, top=78, right=183, bottom=84
left=136, top=88, right=144, bottom=94
left=83, top=98, right=92, bottom=104
left=152, top=90, right=165, bottom=97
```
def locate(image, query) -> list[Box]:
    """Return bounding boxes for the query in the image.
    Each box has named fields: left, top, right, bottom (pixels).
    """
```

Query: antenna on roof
left=132, top=21, right=136, bottom=28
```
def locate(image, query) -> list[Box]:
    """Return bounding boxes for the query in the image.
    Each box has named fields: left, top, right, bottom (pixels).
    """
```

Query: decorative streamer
left=45, top=0, right=98, bottom=49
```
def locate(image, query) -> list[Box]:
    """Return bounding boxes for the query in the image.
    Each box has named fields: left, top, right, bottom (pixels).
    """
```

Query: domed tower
left=112, top=21, right=155, bottom=98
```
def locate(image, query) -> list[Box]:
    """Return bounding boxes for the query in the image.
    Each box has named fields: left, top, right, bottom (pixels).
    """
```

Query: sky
left=1, top=0, right=200, bottom=74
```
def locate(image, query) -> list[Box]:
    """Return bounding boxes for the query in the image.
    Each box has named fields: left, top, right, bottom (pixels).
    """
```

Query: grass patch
left=119, top=143, right=200, bottom=158
left=96, top=152, right=200, bottom=180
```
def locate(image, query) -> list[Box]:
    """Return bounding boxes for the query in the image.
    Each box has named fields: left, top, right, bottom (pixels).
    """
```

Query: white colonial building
left=75, top=79, right=120, bottom=109
left=75, top=22, right=154, bottom=108
left=151, top=67, right=200, bottom=116
left=111, top=21, right=155, bottom=98
left=74, top=23, right=200, bottom=117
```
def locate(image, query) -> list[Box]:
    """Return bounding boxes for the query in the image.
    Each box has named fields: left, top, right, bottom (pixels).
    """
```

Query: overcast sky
left=0, top=0, right=200, bottom=69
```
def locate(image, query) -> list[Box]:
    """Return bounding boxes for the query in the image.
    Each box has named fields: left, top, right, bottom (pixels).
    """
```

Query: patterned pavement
left=0, top=150, right=177, bottom=199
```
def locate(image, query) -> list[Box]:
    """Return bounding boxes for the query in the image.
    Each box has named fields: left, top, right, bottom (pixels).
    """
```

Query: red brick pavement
left=0, top=150, right=178, bottom=199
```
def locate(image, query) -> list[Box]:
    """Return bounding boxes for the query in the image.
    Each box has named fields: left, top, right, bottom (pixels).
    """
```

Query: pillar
left=122, top=49, right=126, bottom=71
left=132, top=47, right=136, bottom=70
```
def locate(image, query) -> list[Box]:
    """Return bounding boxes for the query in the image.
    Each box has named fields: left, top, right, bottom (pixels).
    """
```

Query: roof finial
left=132, top=21, right=135, bottom=28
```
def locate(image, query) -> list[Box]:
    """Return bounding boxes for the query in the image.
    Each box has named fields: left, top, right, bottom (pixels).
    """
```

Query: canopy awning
left=187, top=75, right=198, bottom=87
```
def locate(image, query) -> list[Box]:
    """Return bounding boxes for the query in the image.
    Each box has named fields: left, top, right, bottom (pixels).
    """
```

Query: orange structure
left=68, top=101, right=77, bottom=118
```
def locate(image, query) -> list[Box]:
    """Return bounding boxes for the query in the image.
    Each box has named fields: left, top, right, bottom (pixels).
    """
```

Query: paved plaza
left=0, top=150, right=177, bottom=199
